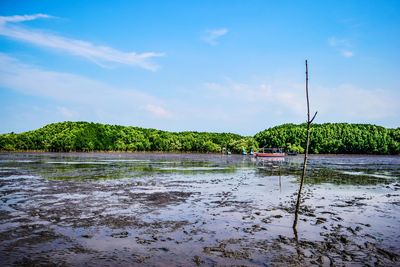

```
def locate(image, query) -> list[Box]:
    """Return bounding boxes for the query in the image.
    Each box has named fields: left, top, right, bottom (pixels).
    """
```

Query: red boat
left=254, top=147, right=286, bottom=157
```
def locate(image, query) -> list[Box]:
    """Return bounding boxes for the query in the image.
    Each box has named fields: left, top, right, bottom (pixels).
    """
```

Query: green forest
left=0, top=122, right=257, bottom=153
left=255, top=123, right=400, bottom=154
left=0, top=121, right=399, bottom=154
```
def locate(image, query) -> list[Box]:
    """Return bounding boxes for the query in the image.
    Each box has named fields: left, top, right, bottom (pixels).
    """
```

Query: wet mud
left=0, top=153, right=399, bottom=266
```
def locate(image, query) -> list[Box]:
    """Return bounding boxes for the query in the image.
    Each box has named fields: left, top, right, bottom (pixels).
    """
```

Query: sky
left=0, top=0, right=399, bottom=135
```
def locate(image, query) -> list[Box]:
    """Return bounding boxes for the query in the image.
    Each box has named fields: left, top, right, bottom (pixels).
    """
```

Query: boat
left=254, top=147, right=286, bottom=158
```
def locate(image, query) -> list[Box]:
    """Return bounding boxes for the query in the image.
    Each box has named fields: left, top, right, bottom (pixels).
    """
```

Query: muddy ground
left=0, top=153, right=399, bottom=266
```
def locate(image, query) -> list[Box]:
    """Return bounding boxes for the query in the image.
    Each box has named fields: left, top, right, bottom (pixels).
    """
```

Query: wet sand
left=0, top=153, right=399, bottom=266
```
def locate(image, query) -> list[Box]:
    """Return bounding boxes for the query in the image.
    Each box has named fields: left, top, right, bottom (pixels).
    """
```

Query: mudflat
left=0, top=152, right=399, bottom=266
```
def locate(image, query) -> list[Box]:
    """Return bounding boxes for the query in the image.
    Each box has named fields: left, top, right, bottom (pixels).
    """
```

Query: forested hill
left=255, top=123, right=400, bottom=154
left=0, top=122, right=257, bottom=153
left=0, top=122, right=399, bottom=154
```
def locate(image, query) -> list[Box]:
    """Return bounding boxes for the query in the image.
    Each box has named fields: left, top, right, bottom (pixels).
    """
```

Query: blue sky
left=0, top=0, right=399, bottom=135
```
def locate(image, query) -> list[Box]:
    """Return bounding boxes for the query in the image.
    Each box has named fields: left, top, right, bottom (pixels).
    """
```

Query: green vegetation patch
left=0, top=121, right=257, bottom=154
left=1, top=122, right=399, bottom=154
left=255, top=123, right=400, bottom=155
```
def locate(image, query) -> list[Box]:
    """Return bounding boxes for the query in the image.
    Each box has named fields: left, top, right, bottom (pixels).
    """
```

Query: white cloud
left=204, top=80, right=307, bottom=116
left=313, top=84, right=398, bottom=120
left=328, top=37, right=354, bottom=58
left=1, top=52, right=398, bottom=134
left=204, top=80, right=272, bottom=102
left=328, top=37, right=350, bottom=47
left=144, top=104, right=172, bottom=118
left=202, top=28, right=228, bottom=45
left=57, top=106, right=78, bottom=119
left=203, top=78, right=399, bottom=123
left=0, top=54, right=172, bottom=122
left=341, top=50, right=354, bottom=58
left=0, top=14, right=53, bottom=24
left=0, top=14, right=163, bottom=70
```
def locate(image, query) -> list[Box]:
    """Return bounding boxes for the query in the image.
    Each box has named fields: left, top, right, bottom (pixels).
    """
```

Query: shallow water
left=0, top=153, right=399, bottom=266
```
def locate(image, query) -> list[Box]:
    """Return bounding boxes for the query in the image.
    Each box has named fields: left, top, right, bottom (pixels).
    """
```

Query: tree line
left=255, top=123, right=400, bottom=154
left=0, top=121, right=257, bottom=153
left=0, top=121, right=399, bottom=154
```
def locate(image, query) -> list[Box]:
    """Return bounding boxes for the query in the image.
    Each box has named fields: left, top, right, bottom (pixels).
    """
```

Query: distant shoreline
left=1, top=121, right=399, bottom=155
left=1, top=151, right=398, bottom=156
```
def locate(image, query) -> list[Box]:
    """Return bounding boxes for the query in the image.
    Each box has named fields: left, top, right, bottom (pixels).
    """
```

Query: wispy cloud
left=202, top=28, right=228, bottom=45
left=341, top=50, right=354, bottom=58
left=339, top=18, right=365, bottom=29
left=328, top=37, right=350, bottom=47
left=328, top=37, right=354, bottom=58
left=0, top=53, right=173, bottom=122
left=144, top=104, right=172, bottom=118
left=0, top=14, right=53, bottom=23
left=317, top=84, right=397, bottom=120
left=0, top=14, right=164, bottom=70
left=1, top=54, right=398, bottom=134
left=203, top=78, right=399, bottom=123
left=204, top=80, right=272, bottom=102
left=57, top=106, right=78, bottom=119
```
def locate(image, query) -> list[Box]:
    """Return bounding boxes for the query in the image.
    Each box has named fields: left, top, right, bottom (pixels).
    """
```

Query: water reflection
left=0, top=153, right=399, bottom=185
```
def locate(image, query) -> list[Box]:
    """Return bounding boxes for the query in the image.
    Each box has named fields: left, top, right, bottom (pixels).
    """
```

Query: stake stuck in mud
left=293, top=60, right=317, bottom=230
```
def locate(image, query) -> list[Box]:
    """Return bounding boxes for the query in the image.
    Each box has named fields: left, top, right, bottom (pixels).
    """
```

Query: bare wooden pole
left=293, top=60, right=317, bottom=230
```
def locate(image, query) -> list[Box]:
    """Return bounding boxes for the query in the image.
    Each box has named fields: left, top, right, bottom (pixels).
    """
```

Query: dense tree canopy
left=0, top=122, right=398, bottom=154
left=255, top=123, right=400, bottom=154
left=0, top=122, right=257, bottom=153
